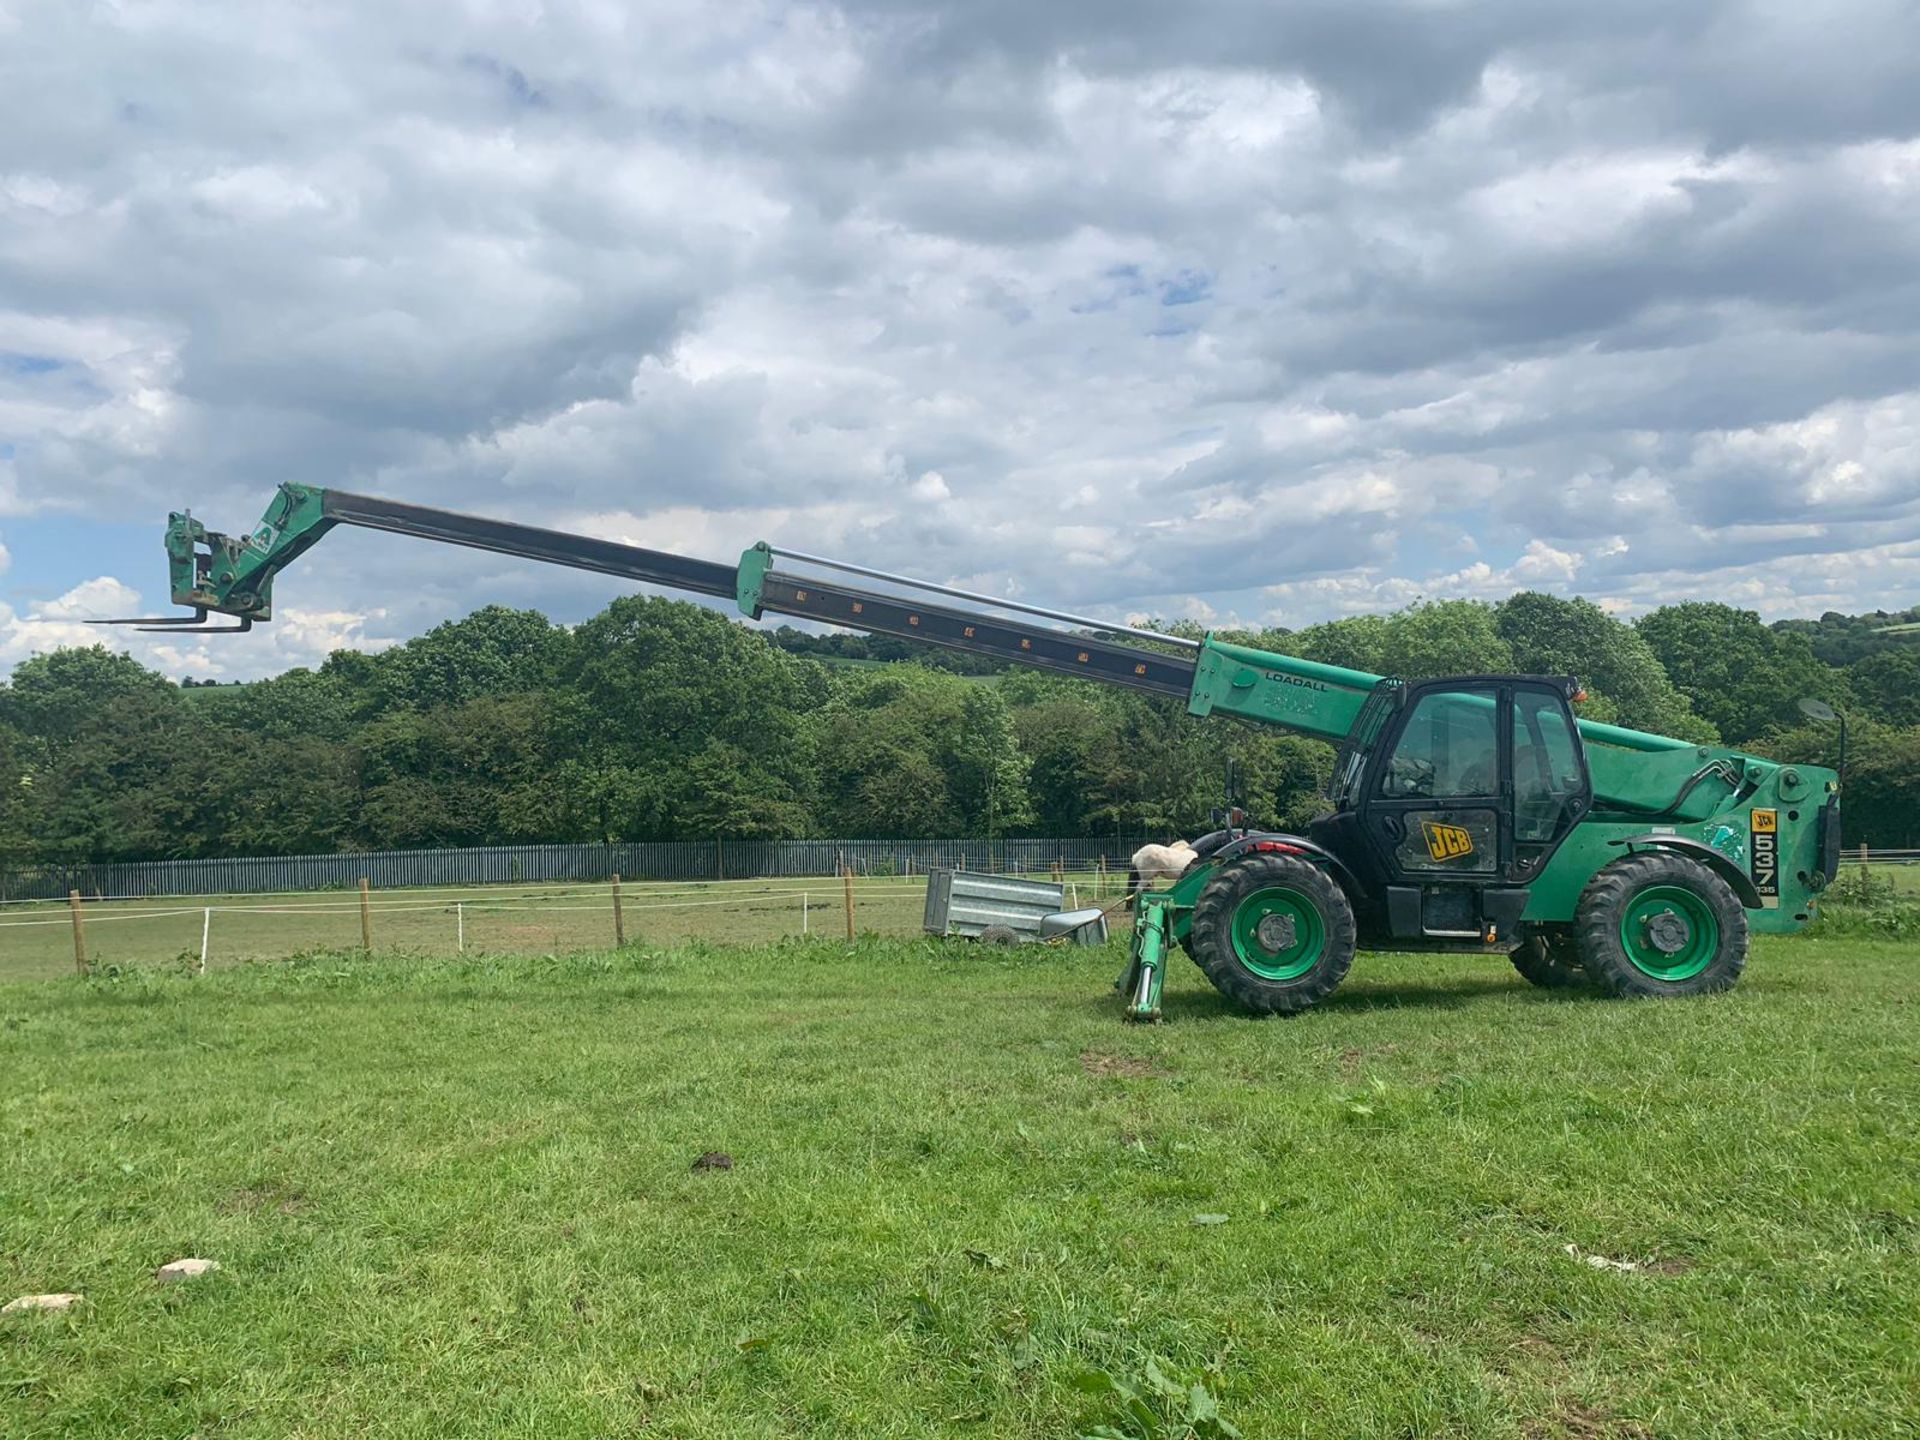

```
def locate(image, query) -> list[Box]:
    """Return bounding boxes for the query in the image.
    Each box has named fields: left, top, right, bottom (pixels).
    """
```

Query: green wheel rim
left=1229, top=886, right=1326, bottom=980
left=1619, top=885, right=1720, bottom=981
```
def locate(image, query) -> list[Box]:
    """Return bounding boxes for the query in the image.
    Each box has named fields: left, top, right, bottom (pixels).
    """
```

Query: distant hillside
left=1772, top=606, right=1920, bottom=666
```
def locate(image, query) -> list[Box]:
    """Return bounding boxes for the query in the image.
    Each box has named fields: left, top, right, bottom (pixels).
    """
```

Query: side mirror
left=1795, top=697, right=1847, bottom=784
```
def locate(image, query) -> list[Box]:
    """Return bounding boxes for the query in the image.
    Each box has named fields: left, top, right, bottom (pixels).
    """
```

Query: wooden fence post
left=1859, top=842, right=1870, bottom=888
left=68, top=890, right=88, bottom=977
left=359, top=877, right=373, bottom=953
left=843, top=866, right=856, bottom=942
left=612, top=873, right=626, bottom=947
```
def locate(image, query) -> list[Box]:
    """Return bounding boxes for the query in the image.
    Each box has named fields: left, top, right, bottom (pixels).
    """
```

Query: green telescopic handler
left=97, top=483, right=1843, bottom=1019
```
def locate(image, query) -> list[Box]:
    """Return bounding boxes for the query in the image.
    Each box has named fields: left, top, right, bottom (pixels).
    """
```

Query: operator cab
left=1312, top=676, right=1593, bottom=946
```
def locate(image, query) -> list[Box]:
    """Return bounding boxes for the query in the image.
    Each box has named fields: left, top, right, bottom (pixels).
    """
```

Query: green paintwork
left=1185, top=638, right=1377, bottom=741
left=165, top=482, right=336, bottom=622
left=1522, top=760, right=1833, bottom=933
left=1618, top=884, right=1720, bottom=981
left=1119, top=896, right=1173, bottom=1021
left=735, top=542, right=773, bottom=619
left=1228, top=885, right=1325, bottom=979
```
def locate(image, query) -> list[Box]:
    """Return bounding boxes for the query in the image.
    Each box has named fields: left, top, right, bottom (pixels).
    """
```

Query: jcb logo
left=1421, top=821, right=1475, bottom=862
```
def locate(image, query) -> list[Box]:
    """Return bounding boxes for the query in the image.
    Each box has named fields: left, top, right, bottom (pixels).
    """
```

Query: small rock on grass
left=3, top=1293, right=83, bottom=1316
left=155, top=1257, right=222, bottom=1284
left=1563, top=1243, right=1637, bottom=1273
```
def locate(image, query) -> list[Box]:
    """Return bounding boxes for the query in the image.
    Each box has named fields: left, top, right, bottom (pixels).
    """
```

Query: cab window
left=1512, top=689, right=1584, bottom=847
left=1380, top=689, right=1499, bottom=798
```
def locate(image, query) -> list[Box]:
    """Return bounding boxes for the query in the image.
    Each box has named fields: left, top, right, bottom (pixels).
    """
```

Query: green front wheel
left=1188, top=855, right=1356, bottom=1014
left=1575, top=853, right=1748, bottom=998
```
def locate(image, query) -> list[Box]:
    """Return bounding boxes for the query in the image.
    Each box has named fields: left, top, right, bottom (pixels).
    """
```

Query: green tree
left=1845, top=648, right=1920, bottom=728
left=952, top=687, right=1033, bottom=838
left=373, top=606, right=571, bottom=711
left=816, top=668, right=970, bottom=837
left=1496, top=591, right=1712, bottom=740
left=0, top=718, right=36, bottom=867
left=678, top=739, right=813, bottom=840
left=1637, top=603, right=1835, bottom=744
left=194, top=734, right=361, bottom=856
left=357, top=694, right=573, bottom=848
left=1291, top=601, right=1512, bottom=680
left=563, top=598, right=822, bottom=840
left=190, top=666, right=367, bottom=742
left=1773, top=605, right=1920, bottom=666
left=21, top=683, right=196, bottom=861
left=2, top=646, right=179, bottom=755
left=1010, top=690, right=1108, bottom=835
left=1766, top=718, right=1920, bottom=848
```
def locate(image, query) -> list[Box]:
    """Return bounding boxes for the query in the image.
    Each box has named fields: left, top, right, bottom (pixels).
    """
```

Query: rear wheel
left=1187, top=855, right=1356, bottom=1014
left=1510, top=930, right=1587, bottom=989
left=1575, top=853, right=1747, bottom=998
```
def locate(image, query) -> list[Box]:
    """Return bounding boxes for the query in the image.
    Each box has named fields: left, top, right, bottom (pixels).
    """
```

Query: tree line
left=1, top=591, right=1914, bottom=865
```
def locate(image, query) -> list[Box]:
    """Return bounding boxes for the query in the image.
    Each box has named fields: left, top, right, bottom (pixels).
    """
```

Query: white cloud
left=0, top=576, right=398, bottom=679
left=31, top=575, right=139, bottom=620
left=0, top=0, right=1917, bottom=679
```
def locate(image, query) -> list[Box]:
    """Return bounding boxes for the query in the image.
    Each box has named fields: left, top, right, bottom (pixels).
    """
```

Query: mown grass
left=1, top=935, right=1915, bottom=1438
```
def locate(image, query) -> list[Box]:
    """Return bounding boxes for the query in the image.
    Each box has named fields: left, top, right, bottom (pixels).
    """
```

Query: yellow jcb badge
left=1750, top=809, right=1777, bottom=833
left=1421, top=820, right=1475, bottom=862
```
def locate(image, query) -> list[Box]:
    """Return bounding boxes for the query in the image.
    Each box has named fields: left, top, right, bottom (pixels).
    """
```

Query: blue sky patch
left=0, top=353, right=64, bottom=377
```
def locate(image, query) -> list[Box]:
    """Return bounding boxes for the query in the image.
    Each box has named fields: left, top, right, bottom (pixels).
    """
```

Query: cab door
left=1358, top=679, right=1590, bottom=939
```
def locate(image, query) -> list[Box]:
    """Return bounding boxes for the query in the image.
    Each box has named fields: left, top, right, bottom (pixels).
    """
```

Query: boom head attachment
left=88, top=483, right=337, bottom=634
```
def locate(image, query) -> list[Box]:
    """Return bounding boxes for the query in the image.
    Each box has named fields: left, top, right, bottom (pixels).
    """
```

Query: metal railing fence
left=1, top=836, right=1153, bottom=903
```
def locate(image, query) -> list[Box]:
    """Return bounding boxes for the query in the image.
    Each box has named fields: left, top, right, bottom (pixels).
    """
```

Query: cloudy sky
left=3, top=0, right=1918, bottom=680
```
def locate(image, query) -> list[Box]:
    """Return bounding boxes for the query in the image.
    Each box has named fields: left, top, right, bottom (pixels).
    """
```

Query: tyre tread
left=1575, top=853, right=1748, bottom=998
left=1187, top=855, right=1356, bottom=1014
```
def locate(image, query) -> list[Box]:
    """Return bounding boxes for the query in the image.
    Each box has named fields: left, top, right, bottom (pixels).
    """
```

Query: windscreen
left=1328, top=682, right=1401, bottom=808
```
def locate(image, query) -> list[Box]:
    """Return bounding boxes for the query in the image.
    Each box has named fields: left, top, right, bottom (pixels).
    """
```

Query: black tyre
left=1187, top=854, right=1356, bottom=1014
left=1575, top=853, right=1748, bottom=998
left=1510, top=930, right=1587, bottom=989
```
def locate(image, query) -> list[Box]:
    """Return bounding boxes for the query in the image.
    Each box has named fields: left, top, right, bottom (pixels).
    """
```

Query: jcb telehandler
left=100, top=485, right=1843, bottom=1019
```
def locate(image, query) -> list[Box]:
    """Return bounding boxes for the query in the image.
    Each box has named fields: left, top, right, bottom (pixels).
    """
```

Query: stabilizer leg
left=1119, top=898, right=1170, bottom=1022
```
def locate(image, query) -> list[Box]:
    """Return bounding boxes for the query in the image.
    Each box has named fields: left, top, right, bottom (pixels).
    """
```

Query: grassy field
left=0, top=874, right=1124, bottom=983
left=2, top=935, right=1915, bottom=1438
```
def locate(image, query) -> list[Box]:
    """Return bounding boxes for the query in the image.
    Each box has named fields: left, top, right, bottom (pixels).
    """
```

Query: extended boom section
left=108, top=481, right=1839, bottom=1022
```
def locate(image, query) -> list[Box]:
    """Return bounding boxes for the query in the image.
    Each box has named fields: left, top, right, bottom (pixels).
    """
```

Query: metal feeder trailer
left=923, top=869, right=1064, bottom=943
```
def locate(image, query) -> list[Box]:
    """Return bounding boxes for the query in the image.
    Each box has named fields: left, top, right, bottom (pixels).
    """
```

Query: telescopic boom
left=101, top=482, right=1771, bottom=822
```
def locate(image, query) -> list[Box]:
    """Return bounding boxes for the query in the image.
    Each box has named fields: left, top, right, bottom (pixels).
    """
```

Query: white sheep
left=1127, top=839, right=1196, bottom=896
